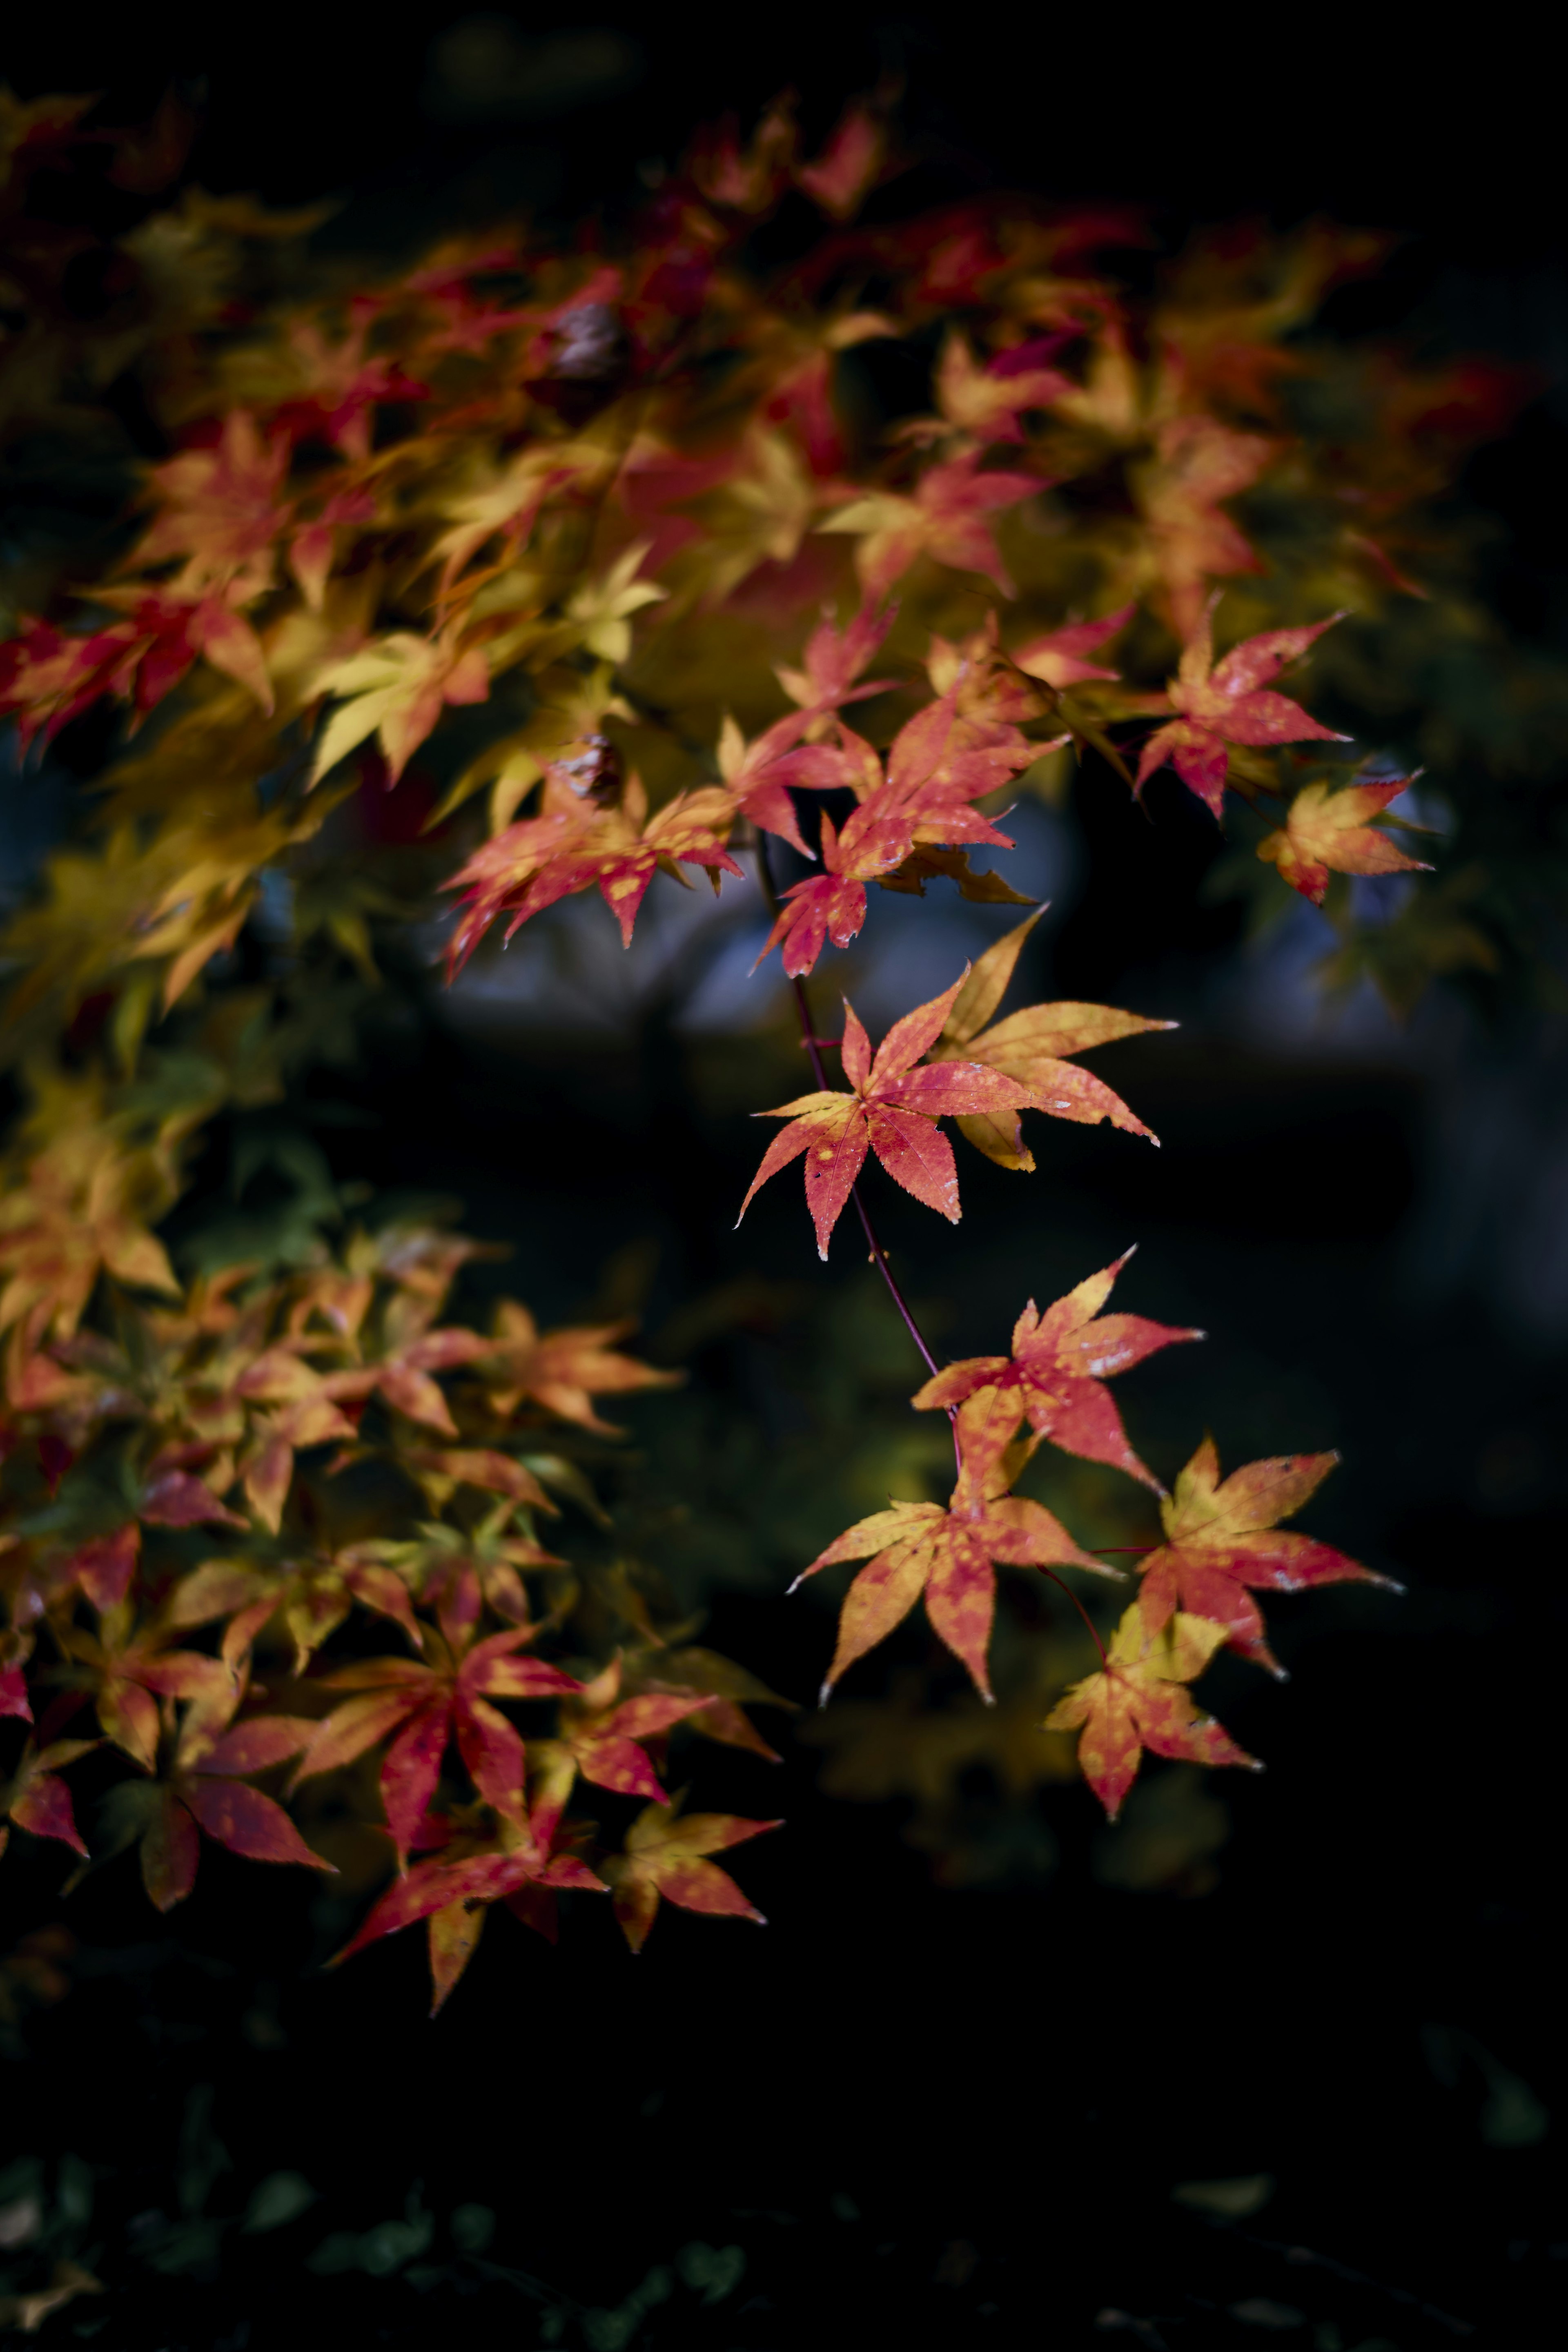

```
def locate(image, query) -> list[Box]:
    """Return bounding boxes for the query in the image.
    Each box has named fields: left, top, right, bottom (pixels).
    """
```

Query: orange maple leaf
left=1257, top=775, right=1432, bottom=905
left=133, top=409, right=292, bottom=602
left=1136, top=1438, right=1397, bottom=1672
left=1045, top=1602, right=1258, bottom=1820
left=481, top=1301, right=680, bottom=1433
left=1136, top=606, right=1348, bottom=817
left=927, top=911, right=1170, bottom=1168
left=911, top=1250, right=1202, bottom=1490
left=737, top=972, right=1047, bottom=1258
left=793, top=1425, right=1108, bottom=1702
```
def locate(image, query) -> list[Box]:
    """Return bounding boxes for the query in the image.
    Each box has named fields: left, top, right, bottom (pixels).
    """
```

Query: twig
left=751, top=829, right=958, bottom=1469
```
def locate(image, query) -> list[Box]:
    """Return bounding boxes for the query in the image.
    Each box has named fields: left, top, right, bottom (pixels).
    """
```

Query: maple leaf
left=793, top=1421, right=1109, bottom=1702
left=749, top=310, right=896, bottom=475
left=1013, top=603, right=1134, bottom=689
left=132, top=409, right=293, bottom=602
left=327, top=1827, right=604, bottom=2006
left=1136, top=607, right=1349, bottom=819
left=921, top=331, right=1074, bottom=446
left=1044, top=1603, right=1258, bottom=1820
left=926, top=911, right=1170, bottom=1168
left=481, top=1301, right=680, bottom=1432
left=608, top=1804, right=779, bottom=1952
left=162, top=1549, right=426, bottom=1678
left=61, top=1613, right=239, bottom=1774
left=714, top=710, right=826, bottom=853
left=323, top=1321, right=493, bottom=1439
left=71, top=1707, right=326, bottom=1913
left=755, top=693, right=1031, bottom=977
left=820, top=452, right=1040, bottom=599
left=775, top=600, right=897, bottom=719
left=291, top=1622, right=580, bottom=1864
left=287, top=484, right=380, bottom=610
left=134, top=1712, right=331, bottom=1911
left=688, top=94, right=797, bottom=213
left=0, top=590, right=274, bottom=742
left=1, top=1630, right=35, bottom=1723
left=1136, top=1438, right=1396, bottom=1671
left=0, top=1131, right=178, bottom=1354
left=430, top=436, right=612, bottom=579
left=737, top=973, right=1047, bottom=1259
left=443, top=769, right=741, bottom=966
left=1258, top=776, right=1432, bottom=906
left=308, top=626, right=491, bottom=786
left=61, top=1525, right=139, bottom=1614
left=911, top=1251, right=1202, bottom=1490
left=538, top=1660, right=716, bottom=1804
left=1, top=1737, right=97, bottom=1860
left=267, top=321, right=429, bottom=458
left=795, top=100, right=886, bottom=219
left=562, top=542, right=668, bottom=664
left=623, top=1644, right=798, bottom=1763
left=1136, top=414, right=1274, bottom=637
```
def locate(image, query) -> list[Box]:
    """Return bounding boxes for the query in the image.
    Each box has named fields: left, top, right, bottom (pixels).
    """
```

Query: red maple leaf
left=1136, top=607, right=1348, bottom=818
left=443, top=771, right=741, bottom=970
left=137, top=1713, right=333, bottom=1911
left=821, top=451, right=1041, bottom=599
left=755, top=691, right=1031, bottom=976
left=534, top=1658, right=717, bottom=1805
left=1, top=1736, right=97, bottom=1859
left=737, top=973, right=1046, bottom=1258
left=291, top=1622, right=580, bottom=1863
left=1045, top=1603, right=1257, bottom=1820
left=911, top=1250, right=1202, bottom=1489
left=1013, top=603, right=1134, bottom=688
left=1136, top=1438, right=1397, bottom=1671
left=773, top=599, right=897, bottom=718
left=328, top=1829, right=604, bottom=2008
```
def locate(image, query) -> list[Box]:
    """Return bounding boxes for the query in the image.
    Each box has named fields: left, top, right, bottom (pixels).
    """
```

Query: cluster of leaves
left=1, top=1203, right=786, bottom=2007
left=0, top=79, right=1516, bottom=1994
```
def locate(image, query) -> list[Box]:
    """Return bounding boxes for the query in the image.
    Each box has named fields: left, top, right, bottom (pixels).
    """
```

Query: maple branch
left=751, top=828, right=958, bottom=1459
left=1041, top=1568, right=1109, bottom=1669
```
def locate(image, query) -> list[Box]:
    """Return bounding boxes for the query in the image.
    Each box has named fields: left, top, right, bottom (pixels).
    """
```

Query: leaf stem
left=751, top=828, right=957, bottom=1465
left=1041, top=1568, right=1109, bottom=1668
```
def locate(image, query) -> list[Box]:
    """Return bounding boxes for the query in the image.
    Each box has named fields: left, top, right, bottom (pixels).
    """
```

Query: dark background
left=3, top=11, right=1566, bottom=2347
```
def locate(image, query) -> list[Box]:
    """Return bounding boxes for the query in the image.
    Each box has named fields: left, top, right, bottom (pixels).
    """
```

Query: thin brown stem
left=751, top=829, right=958, bottom=1467
left=1042, top=1568, right=1109, bottom=1668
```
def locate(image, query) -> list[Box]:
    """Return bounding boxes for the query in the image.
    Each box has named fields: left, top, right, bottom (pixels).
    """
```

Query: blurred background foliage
left=1, top=9, right=1565, bottom=2346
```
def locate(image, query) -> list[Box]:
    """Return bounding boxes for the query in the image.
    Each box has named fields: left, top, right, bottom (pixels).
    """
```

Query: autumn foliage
left=0, top=82, right=1513, bottom=2007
